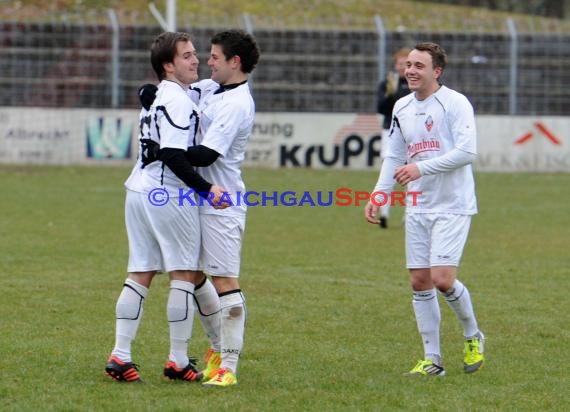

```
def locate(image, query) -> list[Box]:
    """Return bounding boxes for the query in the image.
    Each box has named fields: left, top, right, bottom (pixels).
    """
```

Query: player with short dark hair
left=105, top=31, right=227, bottom=383
left=365, top=42, right=485, bottom=376
left=190, top=29, right=260, bottom=387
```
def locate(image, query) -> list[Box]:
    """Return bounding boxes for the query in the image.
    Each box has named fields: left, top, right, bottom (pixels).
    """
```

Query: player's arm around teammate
left=106, top=32, right=227, bottom=384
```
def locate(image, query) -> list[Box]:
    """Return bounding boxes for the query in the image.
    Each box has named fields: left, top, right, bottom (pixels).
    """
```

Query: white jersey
left=191, top=79, right=255, bottom=216
left=125, top=80, right=199, bottom=195
left=378, top=85, right=477, bottom=215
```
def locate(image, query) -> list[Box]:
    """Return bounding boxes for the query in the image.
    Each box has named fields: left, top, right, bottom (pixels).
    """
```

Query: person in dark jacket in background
left=376, top=47, right=411, bottom=228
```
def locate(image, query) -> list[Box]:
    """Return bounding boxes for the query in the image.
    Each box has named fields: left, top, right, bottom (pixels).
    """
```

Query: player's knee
left=410, top=277, right=432, bottom=291
left=432, top=275, right=455, bottom=292
left=434, top=284, right=447, bottom=294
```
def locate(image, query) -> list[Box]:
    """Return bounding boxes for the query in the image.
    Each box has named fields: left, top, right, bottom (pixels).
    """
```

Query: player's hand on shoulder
left=210, top=185, right=231, bottom=209
left=138, top=83, right=157, bottom=111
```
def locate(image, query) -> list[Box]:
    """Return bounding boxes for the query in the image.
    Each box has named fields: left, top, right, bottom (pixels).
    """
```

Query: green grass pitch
left=0, top=165, right=568, bottom=411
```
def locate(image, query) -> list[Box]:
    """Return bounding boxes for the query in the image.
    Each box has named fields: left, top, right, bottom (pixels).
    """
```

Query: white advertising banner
left=475, top=116, right=569, bottom=172
left=0, top=108, right=568, bottom=172
left=245, top=113, right=384, bottom=169
left=0, top=107, right=138, bottom=165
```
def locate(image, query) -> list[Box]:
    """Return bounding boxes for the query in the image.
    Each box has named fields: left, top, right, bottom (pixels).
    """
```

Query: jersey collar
left=214, top=80, right=248, bottom=95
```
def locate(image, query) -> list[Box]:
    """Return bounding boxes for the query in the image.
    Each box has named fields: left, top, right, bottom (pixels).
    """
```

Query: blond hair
left=393, top=47, right=411, bottom=62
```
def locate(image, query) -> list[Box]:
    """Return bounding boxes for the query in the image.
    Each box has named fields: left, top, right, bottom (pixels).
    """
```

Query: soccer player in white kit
left=105, top=32, right=227, bottom=383
left=190, top=30, right=260, bottom=387
left=365, top=42, right=485, bottom=376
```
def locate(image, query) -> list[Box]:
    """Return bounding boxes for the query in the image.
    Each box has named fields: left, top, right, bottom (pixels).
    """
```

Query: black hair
left=211, top=30, right=260, bottom=74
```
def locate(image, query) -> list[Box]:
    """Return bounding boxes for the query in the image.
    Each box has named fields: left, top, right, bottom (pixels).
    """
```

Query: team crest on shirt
left=425, top=115, right=434, bottom=132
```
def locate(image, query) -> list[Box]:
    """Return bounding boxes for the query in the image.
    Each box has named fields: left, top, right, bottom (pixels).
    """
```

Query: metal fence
left=0, top=11, right=568, bottom=115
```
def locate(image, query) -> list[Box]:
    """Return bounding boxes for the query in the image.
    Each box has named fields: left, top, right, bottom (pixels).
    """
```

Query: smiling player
left=365, top=42, right=485, bottom=376
left=105, top=31, right=227, bottom=383
left=189, top=30, right=260, bottom=387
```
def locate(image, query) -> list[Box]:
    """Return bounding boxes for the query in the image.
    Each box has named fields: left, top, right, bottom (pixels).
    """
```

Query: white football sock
left=112, top=278, right=148, bottom=362
left=167, top=280, right=195, bottom=368
left=443, top=279, right=479, bottom=339
left=219, top=290, right=246, bottom=373
left=412, top=288, right=442, bottom=365
left=194, top=277, right=221, bottom=352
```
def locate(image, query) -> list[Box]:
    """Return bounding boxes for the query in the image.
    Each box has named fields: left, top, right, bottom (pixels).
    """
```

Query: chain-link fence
left=0, top=10, right=568, bottom=115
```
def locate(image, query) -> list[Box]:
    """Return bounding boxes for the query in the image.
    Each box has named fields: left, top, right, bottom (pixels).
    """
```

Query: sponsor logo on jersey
left=407, top=138, right=440, bottom=158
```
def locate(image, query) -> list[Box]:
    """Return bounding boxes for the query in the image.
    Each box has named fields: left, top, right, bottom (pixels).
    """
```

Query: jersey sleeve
left=449, top=94, right=477, bottom=154
left=384, top=107, right=408, bottom=161
left=417, top=148, right=477, bottom=176
left=373, top=112, right=407, bottom=195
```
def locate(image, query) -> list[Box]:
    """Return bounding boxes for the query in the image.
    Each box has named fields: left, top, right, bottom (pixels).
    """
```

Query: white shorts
left=405, top=213, right=471, bottom=269
left=125, top=190, right=200, bottom=272
left=200, top=214, right=246, bottom=277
